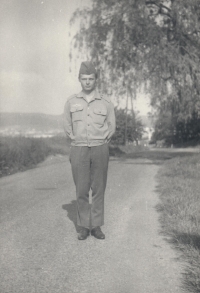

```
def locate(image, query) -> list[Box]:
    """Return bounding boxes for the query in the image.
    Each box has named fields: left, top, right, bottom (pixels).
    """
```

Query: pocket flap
left=93, top=108, right=107, bottom=115
left=70, top=104, right=83, bottom=113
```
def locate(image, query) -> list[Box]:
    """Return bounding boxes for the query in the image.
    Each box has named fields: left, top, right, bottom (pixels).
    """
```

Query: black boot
left=78, top=227, right=90, bottom=240
left=91, top=227, right=105, bottom=239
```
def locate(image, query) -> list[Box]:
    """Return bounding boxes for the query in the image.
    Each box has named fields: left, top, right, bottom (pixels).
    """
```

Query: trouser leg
left=70, top=146, right=91, bottom=228
left=91, top=144, right=109, bottom=227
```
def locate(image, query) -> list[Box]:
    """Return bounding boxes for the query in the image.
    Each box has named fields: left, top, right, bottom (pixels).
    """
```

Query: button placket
left=87, top=105, right=90, bottom=145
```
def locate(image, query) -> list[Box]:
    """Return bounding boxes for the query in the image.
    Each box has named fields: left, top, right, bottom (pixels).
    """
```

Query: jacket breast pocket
left=70, top=105, right=83, bottom=122
left=93, top=108, right=107, bottom=125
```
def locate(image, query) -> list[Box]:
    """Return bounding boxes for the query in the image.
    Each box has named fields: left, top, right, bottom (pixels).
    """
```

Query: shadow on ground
left=109, top=146, right=197, bottom=163
left=62, top=200, right=80, bottom=233
left=166, top=231, right=200, bottom=251
left=62, top=201, right=92, bottom=233
left=124, top=150, right=197, bottom=162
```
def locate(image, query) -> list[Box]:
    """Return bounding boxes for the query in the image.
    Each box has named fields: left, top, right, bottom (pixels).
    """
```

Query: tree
left=152, top=108, right=200, bottom=145
left=70, top=0, right=200, bottom=144
left=145, top=0, right=200, bottom=119
left=111, top=108, right=144, bottom=145
left=70, top=0, right=149, bottom=98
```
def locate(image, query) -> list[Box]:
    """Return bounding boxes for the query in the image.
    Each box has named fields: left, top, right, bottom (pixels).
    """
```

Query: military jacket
left=63, top=90, right=116, bottom=146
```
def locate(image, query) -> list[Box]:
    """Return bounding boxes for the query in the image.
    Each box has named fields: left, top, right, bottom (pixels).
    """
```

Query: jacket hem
left=71, top=140, right=107, bottom=147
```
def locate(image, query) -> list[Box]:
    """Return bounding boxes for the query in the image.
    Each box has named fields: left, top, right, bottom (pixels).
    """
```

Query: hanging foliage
left=70, top=0, right=200, bottom=144
left=71, top=0, right=200, bottom=119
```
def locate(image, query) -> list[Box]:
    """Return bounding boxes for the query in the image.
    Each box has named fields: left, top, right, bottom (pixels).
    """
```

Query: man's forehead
left=80, top=74, right=96, bottom=79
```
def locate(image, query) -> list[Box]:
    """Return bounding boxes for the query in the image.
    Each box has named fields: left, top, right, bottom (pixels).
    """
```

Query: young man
left=63, top=61, right=116, bottom=240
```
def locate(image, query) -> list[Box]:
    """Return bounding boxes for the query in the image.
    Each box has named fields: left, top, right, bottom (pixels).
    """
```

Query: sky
left=0, top=0, right=150, bottom=116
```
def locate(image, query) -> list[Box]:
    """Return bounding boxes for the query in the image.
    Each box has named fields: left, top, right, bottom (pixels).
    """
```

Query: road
left=0, top=155, right=183, bottom=293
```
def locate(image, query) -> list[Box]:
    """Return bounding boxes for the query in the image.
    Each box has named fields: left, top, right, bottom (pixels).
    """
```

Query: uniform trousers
left=70, top=144, right=109, bottom=228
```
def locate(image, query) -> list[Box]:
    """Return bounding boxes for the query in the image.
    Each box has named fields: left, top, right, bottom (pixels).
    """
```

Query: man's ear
left=78, top=74, right=82, bottom=81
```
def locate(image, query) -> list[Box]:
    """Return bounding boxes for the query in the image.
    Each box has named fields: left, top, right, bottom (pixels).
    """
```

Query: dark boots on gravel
left=91, top=226, right=105, bottom=239
left=78, top=227, right=90, bottom=240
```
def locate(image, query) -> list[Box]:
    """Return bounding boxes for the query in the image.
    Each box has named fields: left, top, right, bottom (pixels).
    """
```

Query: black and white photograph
left=1, top=1, right=200, bottom=292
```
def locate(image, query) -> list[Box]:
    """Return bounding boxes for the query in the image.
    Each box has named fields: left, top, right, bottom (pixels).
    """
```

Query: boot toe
left=91, top=227, right=105, bottom=239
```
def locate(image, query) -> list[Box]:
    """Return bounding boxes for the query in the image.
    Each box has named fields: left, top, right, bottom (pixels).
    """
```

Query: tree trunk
left=125, top=88, right=129, bottom=145
left=129, top=88, right=138, bottom=145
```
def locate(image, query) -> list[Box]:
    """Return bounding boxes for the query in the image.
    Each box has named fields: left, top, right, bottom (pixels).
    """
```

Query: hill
left=0, top=113, right=64, bottom=137
left=0, top=112, right=153, bottom=137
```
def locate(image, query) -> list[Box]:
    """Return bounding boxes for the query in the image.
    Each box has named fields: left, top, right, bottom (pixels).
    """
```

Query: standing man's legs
left=70, top=144, right=109, bottom=239
left=70, top=146, right=91, bottom=229
left=90, top=144, right=109, bottom=236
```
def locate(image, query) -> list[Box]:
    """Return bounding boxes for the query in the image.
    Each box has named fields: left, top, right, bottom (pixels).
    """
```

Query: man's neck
left=84, top=89, right=95, bottom=103
left=83, top=88, right=95, bottom=95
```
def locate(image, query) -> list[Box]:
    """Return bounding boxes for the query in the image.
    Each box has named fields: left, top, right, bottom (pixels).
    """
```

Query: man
left=63, top=61, right=116, bottom=240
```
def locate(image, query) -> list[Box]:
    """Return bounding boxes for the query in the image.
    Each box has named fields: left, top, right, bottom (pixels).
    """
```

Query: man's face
left=79, top=74, right=96, bottom=93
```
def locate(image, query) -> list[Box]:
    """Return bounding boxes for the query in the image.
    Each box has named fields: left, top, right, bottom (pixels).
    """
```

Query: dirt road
left=0, top=155, right=183, bottom=293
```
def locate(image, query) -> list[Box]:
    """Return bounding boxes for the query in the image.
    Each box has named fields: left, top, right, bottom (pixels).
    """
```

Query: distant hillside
left=0, top=112, right=63, bottom=129
left=0, top=112, right=64, bottom=137
left=0, top=112, right=154, bottom=137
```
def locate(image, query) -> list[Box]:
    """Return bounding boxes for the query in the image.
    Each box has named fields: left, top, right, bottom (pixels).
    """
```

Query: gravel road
left=0, top=155, right=183, bottom=293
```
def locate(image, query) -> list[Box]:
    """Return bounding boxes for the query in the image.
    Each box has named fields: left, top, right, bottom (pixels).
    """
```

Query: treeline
left=151, top=111, right=200, bottom=146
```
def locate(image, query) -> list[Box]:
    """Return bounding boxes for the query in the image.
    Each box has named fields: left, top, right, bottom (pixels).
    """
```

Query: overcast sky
left=0, top=0, right=150, bottom=115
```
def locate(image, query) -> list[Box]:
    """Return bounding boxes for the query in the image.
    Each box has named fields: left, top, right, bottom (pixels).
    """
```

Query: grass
left=156, top=154, right=200, bottom=293
left=0, top=136, right=70, bottom=177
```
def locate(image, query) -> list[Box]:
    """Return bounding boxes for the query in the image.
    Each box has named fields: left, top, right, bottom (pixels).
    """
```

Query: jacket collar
left=76, top=90, right=101, bottom=100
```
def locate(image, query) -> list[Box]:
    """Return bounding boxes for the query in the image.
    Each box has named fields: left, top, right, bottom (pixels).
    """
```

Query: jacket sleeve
left=63, top=100, right=75, bottom=140
left=106, top=101, right=116, bottom=142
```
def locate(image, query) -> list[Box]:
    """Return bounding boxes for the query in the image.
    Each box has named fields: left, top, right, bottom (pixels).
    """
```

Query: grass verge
left=157, top=154, right=200, bottom=293
left=0, top=136, right=70, bottom=177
